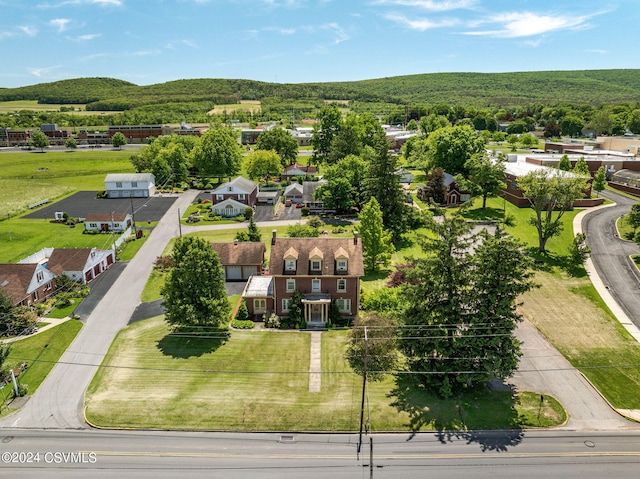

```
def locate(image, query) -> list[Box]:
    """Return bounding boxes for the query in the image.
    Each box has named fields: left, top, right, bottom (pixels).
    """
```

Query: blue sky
left=1, top=0, right=639, bottom=88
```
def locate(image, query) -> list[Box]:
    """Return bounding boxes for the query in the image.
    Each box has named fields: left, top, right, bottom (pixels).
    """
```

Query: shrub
left=243, top=207, right=254, bottom=220
left=266, top=313, right=280, bottom=329
left=231, top=319, right=255, bottom=329
left=360, top=287, right=401, bottom=313
left=235, top=300, right=250, bottom=321
left=306, top=215, right=325, bottom=229
left=154, top=255, right=175, bottom=270
left=331, top=225, right=346, bottom=234
left=301, top=206, right=310, bottom=216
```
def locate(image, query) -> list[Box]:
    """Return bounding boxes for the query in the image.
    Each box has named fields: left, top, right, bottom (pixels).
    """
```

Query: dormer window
left=337, top=259, right=348, bottom=272
left=309, top=246, right=324, bottom=273
left=284, top=247, right=299, bottom=273
left=36, top=271, right=44, bottom=282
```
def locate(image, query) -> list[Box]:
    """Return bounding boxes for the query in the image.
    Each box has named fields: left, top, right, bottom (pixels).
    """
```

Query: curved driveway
left=583, top=189, right=640, bottom=327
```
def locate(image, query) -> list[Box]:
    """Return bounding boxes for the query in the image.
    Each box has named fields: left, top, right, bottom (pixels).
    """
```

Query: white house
left=84, top=213, right=132, bottom=232
left=211, top=198, right=251, bottom=218
left=104, top=173, right=156, bottom=198
left=46, top=247, right=116, bottom=284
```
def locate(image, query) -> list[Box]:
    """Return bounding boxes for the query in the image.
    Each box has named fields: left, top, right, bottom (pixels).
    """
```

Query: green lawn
left=617, top=214, right=637, bottom=241
left=0, top=150, right=134, bottom=218
left=3, top=320, right=82, bottom=396
left=0, top=219, right=121, bottom=263
left=84, top=317, right=564, bottom=431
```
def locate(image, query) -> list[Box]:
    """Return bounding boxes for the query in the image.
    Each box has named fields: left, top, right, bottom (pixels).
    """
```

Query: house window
left=89, top=223, right=97, bottom=228
left=33, top=290, right=38, bottom=301
left=131, top=181, right=138, bottom=187
left=311, top=260, right=322, bottom=271
left=254, top=299, right=267, bottom=314
left=337, top=259, right=348, bottom=271
left=285, top=259, right=296, bottom=271
left=228, top=186, right=233, bottom=192
left=286, top=279, right=296, bottom=292
left=45, top=282, right=52, bottom=291
left=216, top=194, right=224, bottom=201
left=336, top=298, right=351, bottom=313
left=282, top=298, right=292, bottom=312
left=312, top=279, right=321, bottom=292
left=238, top=194, right=246, bottom=201
left=337, top=279, right=347, bottom=292
left=116, top=182, right=122, bottom=188
left=461, top=194, right=471, bottom=202
left=36, top=271, right=44, bottom=282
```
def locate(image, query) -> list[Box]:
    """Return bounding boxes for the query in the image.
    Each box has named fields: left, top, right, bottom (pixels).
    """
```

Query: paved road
left=3, top=429, right=640, bottom=478
left=583, top=189, right=640, bottom=328
left=0, top=190, right=200, bottom=429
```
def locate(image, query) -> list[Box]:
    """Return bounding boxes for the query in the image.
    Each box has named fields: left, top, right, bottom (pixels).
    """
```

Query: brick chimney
left=271, top=229, right=277, bottom=245
left=353, top=230, right=358, bottom=245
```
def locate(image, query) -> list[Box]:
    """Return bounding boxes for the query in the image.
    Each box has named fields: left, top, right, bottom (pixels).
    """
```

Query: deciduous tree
left=30, top=130, right=49, bottom=151
left=422, top=124, right=485, bottom=176
left=573, top=157, right=590, bottom=176
left=517, top=169, right=588, bottom=252
left=311, top=104, right=342, bottom=164
left=460, top=152, right=506, bottom=209
left=191, top=127, right=242, bottom=178
left=245, top=149, right=282, bottom=183
left=111, top=132, right=127, bottom=149
left=256, top=127, right=298, bottom=165
left=161, top=236, right=230, bottom=330
left=593, top=166, right=606, bottom=196
left=346, top=313, right=399, bottom=382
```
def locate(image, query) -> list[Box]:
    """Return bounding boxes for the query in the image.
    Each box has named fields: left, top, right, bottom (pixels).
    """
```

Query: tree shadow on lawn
left=156, top=328, right=230, bottom=359
left=460, top=206, right=505, bottom=222
left=526, top=247, right=587, bottom=279
left=388, top=376, right=524, bottom=452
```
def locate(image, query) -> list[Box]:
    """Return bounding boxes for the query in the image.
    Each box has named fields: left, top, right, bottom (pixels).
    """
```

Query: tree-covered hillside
left=2, top=69, right=640, bottom=111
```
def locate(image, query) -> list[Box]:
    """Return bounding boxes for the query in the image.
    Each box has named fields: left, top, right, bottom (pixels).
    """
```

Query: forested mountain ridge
left=2, top=69, right=640, bottom=110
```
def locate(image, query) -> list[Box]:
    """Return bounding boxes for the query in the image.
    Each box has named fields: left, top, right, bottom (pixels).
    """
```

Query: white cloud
left=586, top=49, right=607, bottom=54
left=67, top=33, right=101, bottom=41
left=130, top=49, right=161, bottom=56
left=383, top=13, right=458, bottom=31
left=18, top=26, right=38, bottom=37
left=50, top=18, right=71, bottom=32
left=372, top=0, right=477, bottom=11
left=28, top=65, right=61, bottom=77
left=165, top=39, right=198, bottom=49
left=80, top=52, right=109, bottom=61
left=0, top=31, right=14, bottom=40
left=321, top=22, right=349, bottom=44
left=463, top=11, right=593, bottom=38
left=37, top=0, right=122, bottom=8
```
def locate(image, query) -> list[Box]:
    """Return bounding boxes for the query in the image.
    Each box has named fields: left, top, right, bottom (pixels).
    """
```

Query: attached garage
left=226, top=266, right=243, bottom=281
left=211, top=242, right=266, bottom=283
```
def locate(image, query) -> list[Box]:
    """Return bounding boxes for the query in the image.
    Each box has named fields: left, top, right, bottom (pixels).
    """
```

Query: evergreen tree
left=573, top=157, right=590, bottom=176
left=365, top=131, right=408, bottom=240
left=235, top=300, right=250, bottom=321
left=162, top=236, right=230, bottom=330
left=557, top=154, right=572, bottom=171
left=247, top=216, right=262, bottom=242
left=425, top=167, right=447, bottom=205
left=358, top=197, right=394, bottom=272
left=398, top=216, right=534, bottom=397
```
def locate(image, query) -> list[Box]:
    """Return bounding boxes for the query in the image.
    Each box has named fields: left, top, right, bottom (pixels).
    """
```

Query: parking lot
left=23, top=191, right=179, bottom=223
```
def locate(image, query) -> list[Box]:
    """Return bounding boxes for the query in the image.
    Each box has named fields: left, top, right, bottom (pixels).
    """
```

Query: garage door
left=226, top=266, right=242, bottom=281
left=242, top=266, right=257, bottom=280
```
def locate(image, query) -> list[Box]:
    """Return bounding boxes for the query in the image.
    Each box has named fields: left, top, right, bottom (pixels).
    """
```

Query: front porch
left=302, top=293, right=331, bottom=327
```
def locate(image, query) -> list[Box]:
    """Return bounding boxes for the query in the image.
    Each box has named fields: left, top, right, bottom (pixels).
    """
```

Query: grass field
left=0, top=100, right=120, bottom=117
left=84, top=317, right=564, bottom=431
left=0, top=149, right=134, bottom=218
left=2, top=320, right=82, bottom=398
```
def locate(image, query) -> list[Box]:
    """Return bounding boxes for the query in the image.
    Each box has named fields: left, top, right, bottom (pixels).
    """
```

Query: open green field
left=0, top=100, right=120, bottom=116
left=2, top=320, right=82, bottom=399
left=0, top=149, right=134, bottom=218
left=85, top=316, right=564, bottom=431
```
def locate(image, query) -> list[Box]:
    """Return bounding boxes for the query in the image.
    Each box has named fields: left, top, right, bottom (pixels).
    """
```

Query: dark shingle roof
left=46, top=248, right=92, bottom=275
left=210, top=242, right=265, bottom=266
left=269, top=235, right=363, bottom=276
left=0, top=263, right=37, bottom=304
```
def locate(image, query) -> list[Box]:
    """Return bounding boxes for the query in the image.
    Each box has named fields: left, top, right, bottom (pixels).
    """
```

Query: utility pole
left=177, top=208, right=182, bottom=237
left=370, top=437, right=374, bottom=479
left=130, top=196, right=136, bottom=237
left=357, top=326, right=368, bottom=456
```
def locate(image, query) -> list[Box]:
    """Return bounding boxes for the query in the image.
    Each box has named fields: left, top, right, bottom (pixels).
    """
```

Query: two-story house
left=211, top=177, right=258, bottom=217
left=267, top=231, right=364, bottom=327
left=0, top=263, right=56, bottom=306
left=104, top=173, right=156, bottom=198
